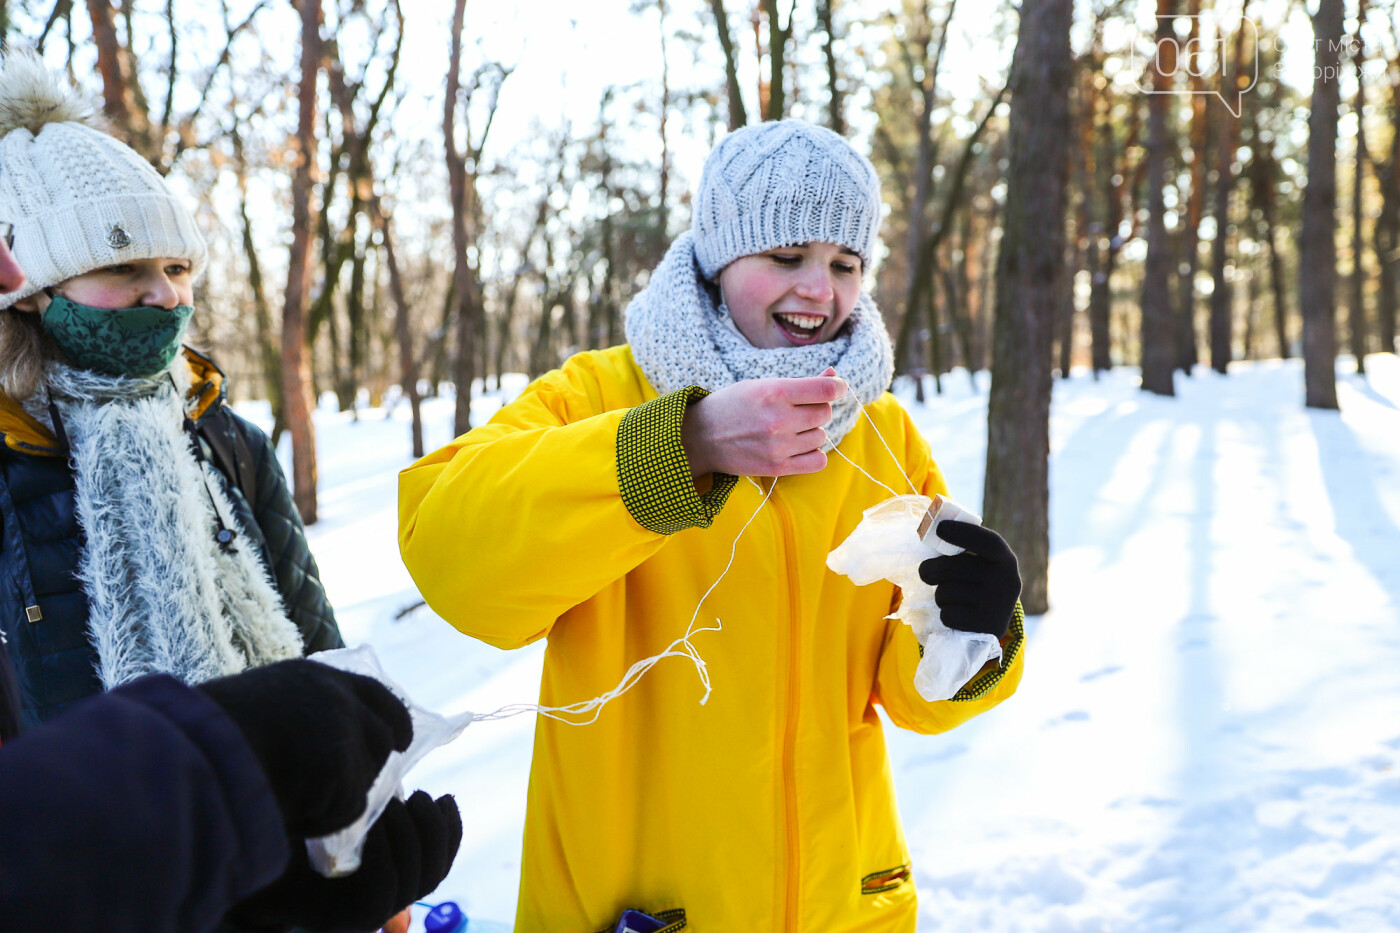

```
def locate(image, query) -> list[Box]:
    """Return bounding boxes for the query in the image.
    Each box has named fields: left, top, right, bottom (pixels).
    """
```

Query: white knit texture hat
left=0, top=49, right=207, bottom=310
left=691, top=119, right=882, bottom=280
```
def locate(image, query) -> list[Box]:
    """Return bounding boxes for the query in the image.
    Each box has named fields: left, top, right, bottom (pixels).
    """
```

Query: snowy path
left=893, top=358, right=1400, bottom=932
left=271, top=355, right=1400, bottom=932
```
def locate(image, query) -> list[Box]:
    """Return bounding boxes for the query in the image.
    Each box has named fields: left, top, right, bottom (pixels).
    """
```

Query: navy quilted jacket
left=0, top=351, right=342, bottom=730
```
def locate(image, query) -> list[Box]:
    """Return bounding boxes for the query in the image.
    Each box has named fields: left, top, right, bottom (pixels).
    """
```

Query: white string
left=859, top=390, right=920, bottom=494
left=828, top=445, right=901, bottom=499
left=831, top=377, right=920, bottom=496
left=472, top=475, right=778, bottom=726
left=471, top=372, right=914, bottom=728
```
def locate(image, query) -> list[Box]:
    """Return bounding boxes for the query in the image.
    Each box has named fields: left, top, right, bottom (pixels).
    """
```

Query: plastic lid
left=424, top=901, right=467, bottom=933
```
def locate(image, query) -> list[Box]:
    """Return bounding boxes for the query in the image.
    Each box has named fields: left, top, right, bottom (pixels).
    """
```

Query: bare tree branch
left=36, top=0, right=73, bottom=54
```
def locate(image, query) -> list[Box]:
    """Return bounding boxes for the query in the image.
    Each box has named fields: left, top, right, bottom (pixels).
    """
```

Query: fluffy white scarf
left=624, top=231, right=894, bottom=448
left=34, top=360, right=303, bottom=689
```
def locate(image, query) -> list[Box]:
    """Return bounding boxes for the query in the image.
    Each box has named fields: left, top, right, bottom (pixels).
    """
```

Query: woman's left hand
left=917, top=521, right=1021, bottom=639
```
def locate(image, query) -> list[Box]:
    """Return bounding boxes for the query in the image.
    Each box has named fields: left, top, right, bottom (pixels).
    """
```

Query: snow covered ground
left=259, top=353, right=1400, bottom=932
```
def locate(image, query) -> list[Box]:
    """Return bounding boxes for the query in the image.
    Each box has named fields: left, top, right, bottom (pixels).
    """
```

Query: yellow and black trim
left=950, top=600, right=1025, bottom=702
left=861, top=864, right=911, bottom=895
left=616, top=385, right=737, bottom=535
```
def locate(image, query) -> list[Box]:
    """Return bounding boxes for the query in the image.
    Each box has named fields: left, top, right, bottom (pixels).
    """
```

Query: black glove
left=918, top=521, right=1021, bottom=640
left=198, top=658, right=413, bottom=838
left=230, top=790, right=463, bottom=932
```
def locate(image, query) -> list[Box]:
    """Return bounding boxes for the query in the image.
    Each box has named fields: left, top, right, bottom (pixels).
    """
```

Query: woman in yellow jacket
left=399, top=121, right=1025, bottom=933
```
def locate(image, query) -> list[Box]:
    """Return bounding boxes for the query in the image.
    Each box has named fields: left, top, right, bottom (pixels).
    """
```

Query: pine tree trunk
left=1208, top=4, right=1250, bottom=374
left=708, top=0, right=748, bottom=129
left=1139, top=0, right=1178, bottom=396
left=943, top=259, right=974, bottom=377
left=85, top=0, right=158, bottom=166
left=1089, top=87, right=1126, bottom=376
left=1251, top=135, right=1292, bottom=358
left=1208, top=117, right=1239, bottom=373
left=1061, top=63, right=1099, bottom=380
left=1087, top=233, right=1108, bottom=376
left=232, top=124, right=284, bottom=444
left=657, top=0, right=671, bottom=240
left=327, top=289, right=350, bottom=412
left=1351, top=8, right=1370, bottom=374
left=1299, top=0, right=1342, bottom=409
left=1177, top=2, right=1208, bottom=373
left=896, top=18, right=939, bottom=378
left=477, top=293, right=491, bottom=402
left=924, top=263, right=944, bottom=393
left=378, top=208, right=424, bottom=459
left=1376, top=76, right=1400, bottom=355
left=984, top=0, right=1072, bottom=617
left=531, top=297, right=557, bottom=382
left=900, top=67, right=1002, bottom=376
left=347, top=233, right=368, bottom=407
left=761, top=0, right=791, bottom=120
left=445, top=0, right=479, bottom=435
left=976, top=207, right=996, bottom=371
left=1373, top=185, right=1397, bottom=354
left=1243, top=266, right=1258, bottom=360
left=818, top=0, right=844, bottom=133
left=280, top=0, right=322, bottom=524
left=961, top=209, right=988, bottom=373
left=1057, top=240, right=1075, bottom=377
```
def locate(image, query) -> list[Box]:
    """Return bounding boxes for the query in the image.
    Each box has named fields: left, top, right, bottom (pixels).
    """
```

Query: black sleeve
left=0, top=675, right=291, bottom=933
left=229, top=413, right=344, bottom=654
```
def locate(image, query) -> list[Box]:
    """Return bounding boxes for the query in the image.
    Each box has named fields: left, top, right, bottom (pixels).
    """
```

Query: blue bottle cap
left=424, top=901, right=467, bottom=933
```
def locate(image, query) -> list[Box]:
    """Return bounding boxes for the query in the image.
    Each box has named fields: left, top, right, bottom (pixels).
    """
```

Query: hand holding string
left=681, top=368, right=847, bottom=479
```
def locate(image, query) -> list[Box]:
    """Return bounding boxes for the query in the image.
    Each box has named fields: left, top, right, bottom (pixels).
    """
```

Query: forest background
left=0, top=0, right=1390, bottom=615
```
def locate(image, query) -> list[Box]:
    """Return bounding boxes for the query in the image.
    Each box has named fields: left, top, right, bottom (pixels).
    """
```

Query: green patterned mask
left=40, top=295, right=194, bottom=377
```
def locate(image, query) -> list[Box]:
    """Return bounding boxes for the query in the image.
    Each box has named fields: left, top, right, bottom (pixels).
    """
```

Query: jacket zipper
left=772, top=485, right=801, bottom=932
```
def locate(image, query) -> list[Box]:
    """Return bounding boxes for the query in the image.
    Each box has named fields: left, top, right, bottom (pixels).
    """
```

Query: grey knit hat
left=0, top=48, right=207, bottom=311
left=691, top=119, right=882, bottom=280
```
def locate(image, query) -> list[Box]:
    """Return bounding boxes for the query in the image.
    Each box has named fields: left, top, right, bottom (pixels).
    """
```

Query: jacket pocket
left=593, top=907, right=686, bottom=933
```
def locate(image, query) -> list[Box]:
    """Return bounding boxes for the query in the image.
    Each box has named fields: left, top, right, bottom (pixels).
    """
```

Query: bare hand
left=681, top=368, right=847, bottom=479
left=381, top=907, right=412, bottom=933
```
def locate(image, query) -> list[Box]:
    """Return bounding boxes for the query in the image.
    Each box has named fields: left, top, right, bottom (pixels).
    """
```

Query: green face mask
left=40, top=294, right=194, bottom=378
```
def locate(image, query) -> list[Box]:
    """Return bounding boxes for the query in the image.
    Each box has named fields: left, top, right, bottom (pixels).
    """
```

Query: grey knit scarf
left=624, top=232, right=894, bottom=448
left=32, top=360, right=303, bottom=689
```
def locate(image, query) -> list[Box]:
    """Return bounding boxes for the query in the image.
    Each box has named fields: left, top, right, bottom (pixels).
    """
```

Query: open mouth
left=774, top=311, right=826, bottom=343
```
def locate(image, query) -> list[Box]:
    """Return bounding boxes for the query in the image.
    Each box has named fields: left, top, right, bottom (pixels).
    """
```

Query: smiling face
left=717, top=242, right=863, bottom=349
left=14, top=256, right=194, bottom=313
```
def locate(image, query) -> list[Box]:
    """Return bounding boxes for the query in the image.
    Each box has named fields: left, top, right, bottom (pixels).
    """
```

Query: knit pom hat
left=691, top=119, right=882, bottom=280
left=0, top=48, right=207, bottom=311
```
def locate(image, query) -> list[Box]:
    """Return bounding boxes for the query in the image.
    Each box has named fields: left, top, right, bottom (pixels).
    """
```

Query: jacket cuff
left=950, top=601, right=1025, bottom=702
left=617, top=386, right=737, bottom=535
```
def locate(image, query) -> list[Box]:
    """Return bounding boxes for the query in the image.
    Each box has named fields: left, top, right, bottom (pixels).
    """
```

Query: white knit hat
left=0, top=48, right=207, bottom=311
left=691, top=119, right=882, bottom=280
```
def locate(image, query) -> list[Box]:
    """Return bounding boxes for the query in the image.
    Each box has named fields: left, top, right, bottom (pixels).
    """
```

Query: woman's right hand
left=681, top=370, right=847, bottom=480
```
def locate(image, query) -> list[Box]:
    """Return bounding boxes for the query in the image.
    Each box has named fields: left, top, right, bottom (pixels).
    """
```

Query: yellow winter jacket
left=398, top=345, right=1024, bottom=933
